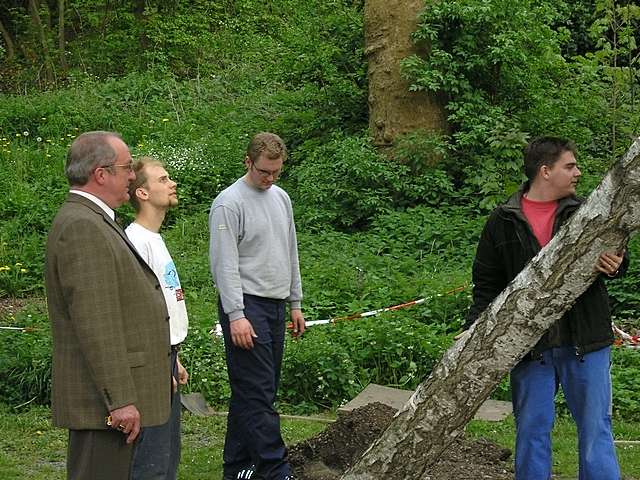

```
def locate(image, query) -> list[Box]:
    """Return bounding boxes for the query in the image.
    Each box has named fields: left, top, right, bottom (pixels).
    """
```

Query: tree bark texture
left=0, top=18, right=16, bottom=60
left=364, top=0, right=447, bottom=146
left=58, top=0, right=66, bottom=71
left=341, top=136, right=640, bottom=479
left=28, top=0, right=54, bottom=82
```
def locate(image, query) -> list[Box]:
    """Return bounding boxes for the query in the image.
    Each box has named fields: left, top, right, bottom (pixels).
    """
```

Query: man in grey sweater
left=209, top=132, right=304, bottom=480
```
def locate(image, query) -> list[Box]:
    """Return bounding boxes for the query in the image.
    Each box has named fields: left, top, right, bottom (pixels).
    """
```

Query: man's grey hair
left=65, top=131, right=121, bottom=186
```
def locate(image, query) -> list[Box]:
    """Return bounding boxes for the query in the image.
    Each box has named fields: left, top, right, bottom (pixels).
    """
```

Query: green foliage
left=0, top=302, right=51, bottom=406
left=369, top=206, right=485, bottom=262
left=280, top=330, right=359, bottom=412
left=281, top=316, right=453, bottom=412
left=298, top=228, right=471, bottom=326
left=289, top=134, right=457, bottom=231
left=608, top=236, right=640, bottom=318
left=611, top=347, right=640, bottom=421
left=1, top=0, right=640, bottom=425
left=404, top=0, right=640, bottom=211
left=336, top=315, right=452, bottom=389
left=281, top=313, right=455, bottom=412
left=1, top=0, right=366, bottom=93
left=179, top=326, right=230, bottom=407
left=0, top=136, right=67, bottom=296
left=393, top=130, right=449, bottom=175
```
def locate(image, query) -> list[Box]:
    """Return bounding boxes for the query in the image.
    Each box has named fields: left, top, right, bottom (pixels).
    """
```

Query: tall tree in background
left=27, top=0, right=54, bottom=83
left=0, top=17, right=16, bottom=60
left=57, top=0, right=65, bottom=72
left=364, top=0, right=447, bottom=146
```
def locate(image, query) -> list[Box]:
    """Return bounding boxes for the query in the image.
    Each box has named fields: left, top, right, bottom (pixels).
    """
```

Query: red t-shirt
left=521, top=196, right=558, bottom=247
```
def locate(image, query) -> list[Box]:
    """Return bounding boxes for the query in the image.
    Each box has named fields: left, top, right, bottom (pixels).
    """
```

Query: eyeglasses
left=100, top=162, right=134, bottom=173
left=251, top=163, right=282, bottom=179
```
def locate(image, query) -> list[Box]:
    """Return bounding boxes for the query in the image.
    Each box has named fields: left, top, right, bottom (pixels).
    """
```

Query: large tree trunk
left=341, top=136, right=640, bottom=479
left=364, top=0, right=447, bottom=146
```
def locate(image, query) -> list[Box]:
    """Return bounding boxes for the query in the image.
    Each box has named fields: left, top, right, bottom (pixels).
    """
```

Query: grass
left=467, top=416, right=640, bottom=479
left=2, top=405, right=640, bottom=479
left=0, top=405, right=326, bottom=480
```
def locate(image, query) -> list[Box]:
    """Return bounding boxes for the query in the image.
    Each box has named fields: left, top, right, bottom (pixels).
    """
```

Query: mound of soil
left=289, top=402, right=513, bottom=480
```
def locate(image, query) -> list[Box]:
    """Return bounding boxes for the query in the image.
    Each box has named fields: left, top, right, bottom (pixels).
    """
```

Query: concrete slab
left=338, top=383, right=512, bottom=422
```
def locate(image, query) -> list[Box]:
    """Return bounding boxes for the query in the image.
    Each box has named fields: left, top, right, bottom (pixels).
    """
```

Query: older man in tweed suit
left=45, top=131, right=171, bottom=480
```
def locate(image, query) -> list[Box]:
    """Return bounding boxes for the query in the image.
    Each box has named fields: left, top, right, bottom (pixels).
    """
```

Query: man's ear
left=135, top=187, right=149, bottom=201
left=540, top=164, right=550, bottom=179
left=244, top=155, right=251, bottom=170
left=93, top=167, right=108, bottom=186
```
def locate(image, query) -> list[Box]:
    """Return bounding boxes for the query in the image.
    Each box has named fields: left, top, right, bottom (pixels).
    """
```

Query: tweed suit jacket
left=45, top=193, right=171, bottom=430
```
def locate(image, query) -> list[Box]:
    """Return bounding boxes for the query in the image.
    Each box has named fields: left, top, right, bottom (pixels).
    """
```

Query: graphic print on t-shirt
left=163, top=261, right=184, bottom=302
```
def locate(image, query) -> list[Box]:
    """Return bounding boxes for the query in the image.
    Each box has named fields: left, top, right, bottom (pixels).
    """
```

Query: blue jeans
left=219, top=294, right=290, bottom=480
left=511, top=346, right=619, bottom=480
left=131, top=348, right=181, bottom=480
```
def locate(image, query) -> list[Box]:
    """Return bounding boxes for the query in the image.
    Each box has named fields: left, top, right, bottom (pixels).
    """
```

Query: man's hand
left=177, top=356, right=189, bottom=385
left=290, top=309, right=305, bottom=336
left=172, top=356, right=189, bottom=393
left=109, top=404, right=140, bottom=444
left=596, top=251, right=624, bottom=277
left=230, top=317, right=258, bottom=350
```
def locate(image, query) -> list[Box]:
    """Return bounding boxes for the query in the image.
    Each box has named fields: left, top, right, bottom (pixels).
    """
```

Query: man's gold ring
left=117, top=424, right=126, bottom=432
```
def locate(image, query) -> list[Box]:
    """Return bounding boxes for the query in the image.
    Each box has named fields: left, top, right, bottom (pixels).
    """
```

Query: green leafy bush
left=335, top=314, right=453, bottom=390
left=611, top=347, right=640, bottom=421
left=289, top=134, right=457, bottom=231
left=179, top=326, right=230, bottom=408
left=403, top=0, right=640, bottom=211
left=0, top=303, right=51, bottom=406
left=370, top=206, right=485, bottom=261
left=0, top=138, right=67, bottom=296
left=280, top=330, right=359, bottom=412
left=608, top=236, right=640, bottom=319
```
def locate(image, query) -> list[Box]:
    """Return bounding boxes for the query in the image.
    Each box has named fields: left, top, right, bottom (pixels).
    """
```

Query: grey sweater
left=209, top=177, right=303, bottom=321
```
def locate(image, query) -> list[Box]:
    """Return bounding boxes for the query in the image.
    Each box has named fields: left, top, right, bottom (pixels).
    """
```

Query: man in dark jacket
left=466, top=137, right=628, bottom=480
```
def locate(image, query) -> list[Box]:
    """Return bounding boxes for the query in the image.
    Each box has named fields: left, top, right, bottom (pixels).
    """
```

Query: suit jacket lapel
left=66, top=193, right=155, bottom=272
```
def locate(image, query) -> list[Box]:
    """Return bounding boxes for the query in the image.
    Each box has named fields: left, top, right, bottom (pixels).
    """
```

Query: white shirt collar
left=69, top=189, right=115, bottom=220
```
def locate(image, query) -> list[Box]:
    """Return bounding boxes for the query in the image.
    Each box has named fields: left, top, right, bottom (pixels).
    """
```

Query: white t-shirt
left=125, top=222, right=188, bottom=345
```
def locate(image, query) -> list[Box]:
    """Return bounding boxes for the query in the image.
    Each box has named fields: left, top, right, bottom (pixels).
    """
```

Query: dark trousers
left=67, top=428, right=134, bottom=480
left=219, top=294, right=290, bottom=480
left=131, top=348, right=181, bottom=480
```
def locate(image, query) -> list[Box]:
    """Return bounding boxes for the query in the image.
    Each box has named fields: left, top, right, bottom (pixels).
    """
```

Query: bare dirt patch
left=289, top=402, right=513, bottom=480
left=0, top=297, right=31, bottom=319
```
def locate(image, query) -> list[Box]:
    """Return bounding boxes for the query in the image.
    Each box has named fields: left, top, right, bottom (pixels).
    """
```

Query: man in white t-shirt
left=126, top=156, right=189, bottom=480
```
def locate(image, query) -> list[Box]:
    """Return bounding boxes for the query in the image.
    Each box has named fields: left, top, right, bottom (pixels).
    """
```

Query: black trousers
left=219, top=294, right=290, bottom=480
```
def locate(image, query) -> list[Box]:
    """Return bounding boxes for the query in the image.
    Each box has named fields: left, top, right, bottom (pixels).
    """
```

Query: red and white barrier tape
left=287, top=284, right=468, bottom=335
left=613, top=323, right=640, bottom=349
left=212, top=285, right=469, bottom=338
